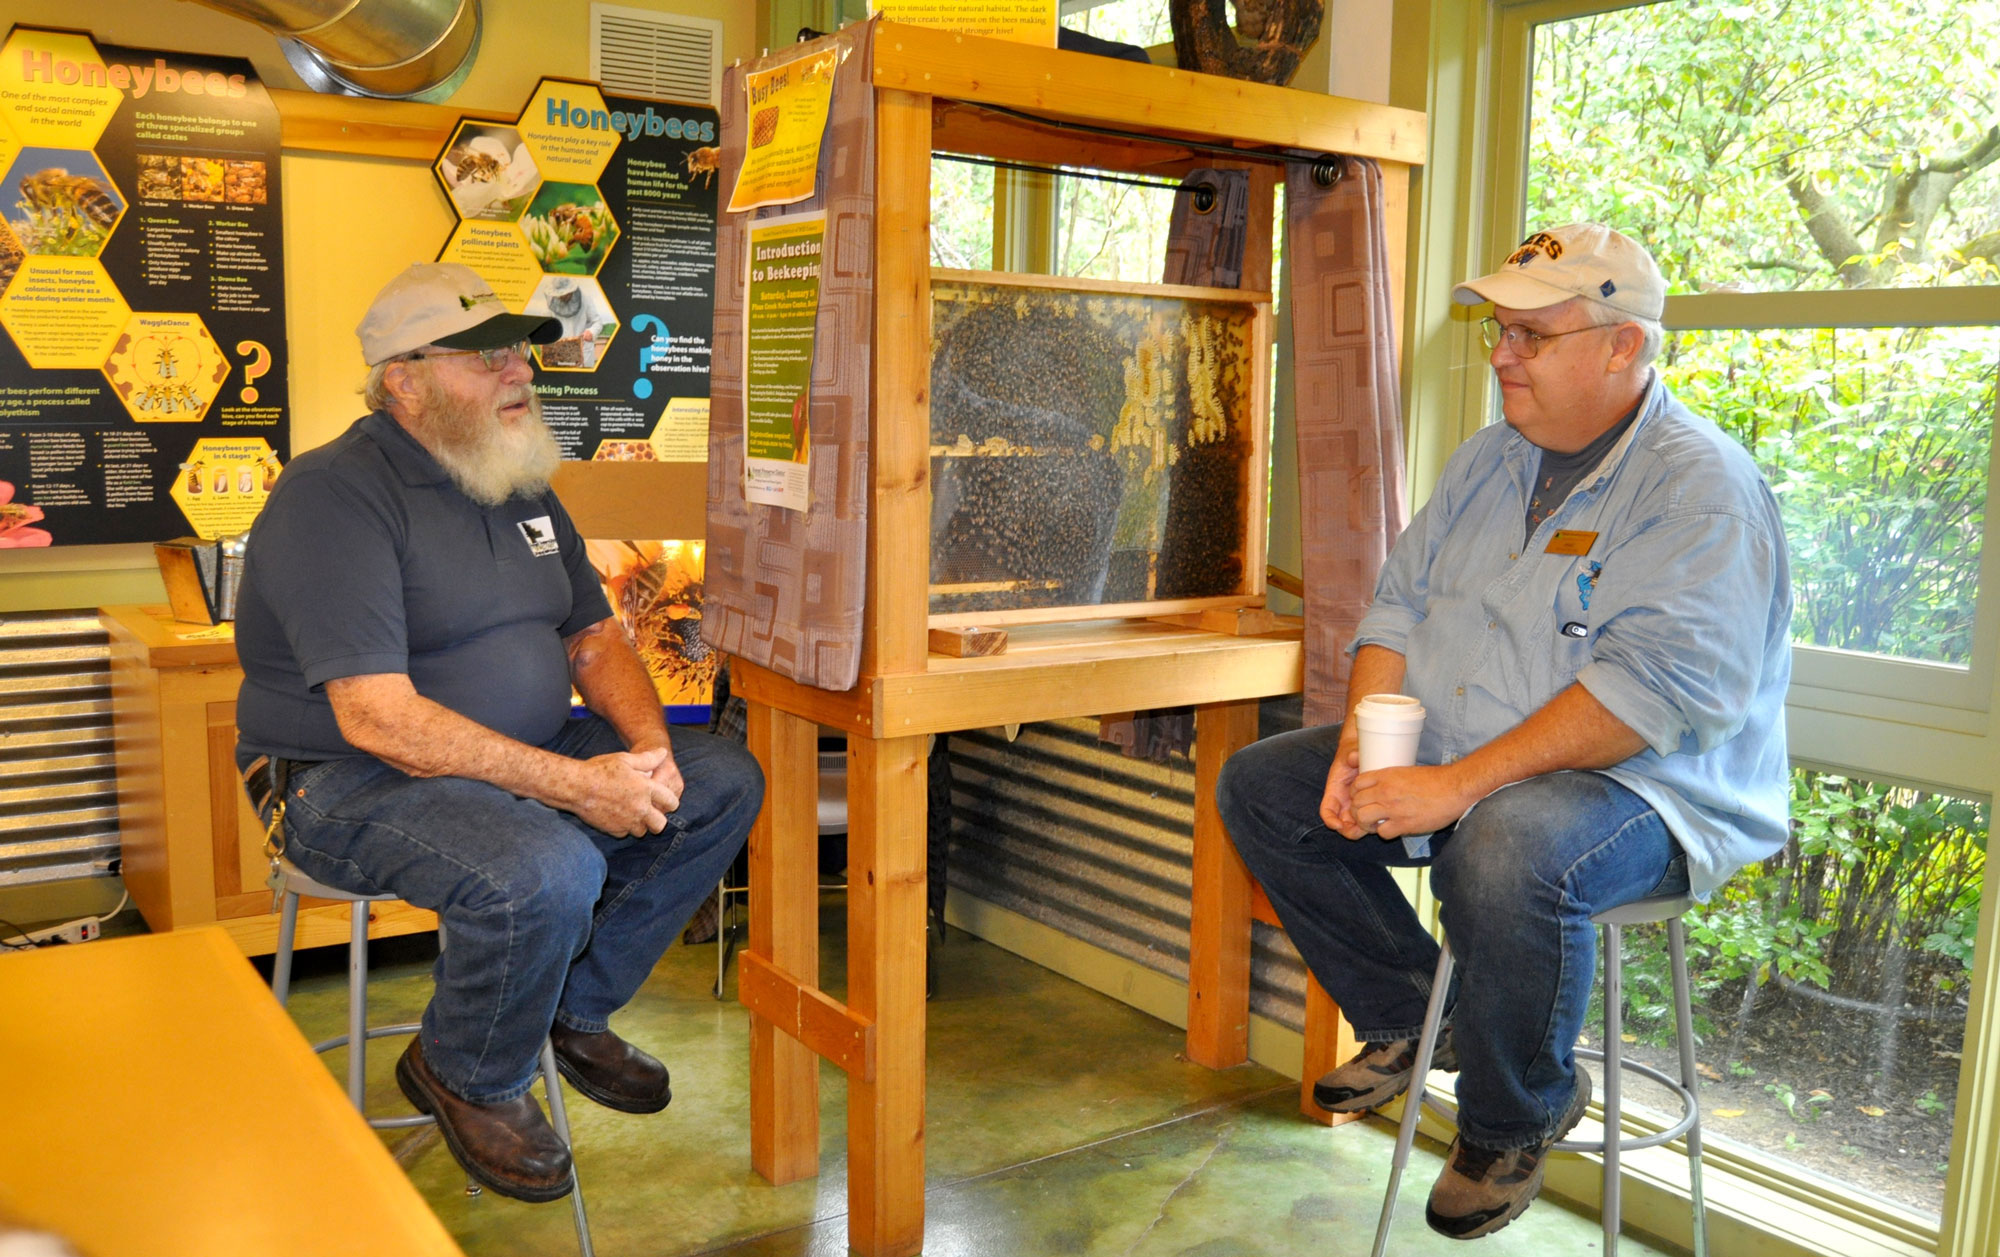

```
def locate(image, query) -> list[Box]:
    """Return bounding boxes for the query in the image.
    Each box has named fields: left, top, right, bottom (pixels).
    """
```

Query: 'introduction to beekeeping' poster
left=0, top=25, right=287, bottom=547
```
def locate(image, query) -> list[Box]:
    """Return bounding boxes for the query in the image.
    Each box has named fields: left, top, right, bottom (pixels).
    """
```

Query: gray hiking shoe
left=1311, top=1032, right=1460, bottom=1114
left=1424, top=1066, right=1593, bottom=1240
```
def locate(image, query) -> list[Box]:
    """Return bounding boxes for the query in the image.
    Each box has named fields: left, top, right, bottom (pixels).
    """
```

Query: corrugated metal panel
left=946, top=711, right=1311, bottom=1031
left=0, top=611, right=117, bottom=887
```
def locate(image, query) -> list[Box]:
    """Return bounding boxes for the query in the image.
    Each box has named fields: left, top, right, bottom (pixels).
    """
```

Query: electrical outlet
left=2, top=918, right=102, bottom=948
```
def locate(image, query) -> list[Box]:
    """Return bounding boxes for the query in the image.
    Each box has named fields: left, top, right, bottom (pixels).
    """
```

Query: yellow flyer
left=727, top=47, right=838, bottom=213
left=742, top=211, right=825, bottom=511
left=870, top=1, right=1058, bottom=46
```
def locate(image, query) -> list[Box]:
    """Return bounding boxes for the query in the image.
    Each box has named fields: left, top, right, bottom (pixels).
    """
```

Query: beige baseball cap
left=1453, top=223, right=1666, bottom=321
left=355, top=262, right=561, bottom=366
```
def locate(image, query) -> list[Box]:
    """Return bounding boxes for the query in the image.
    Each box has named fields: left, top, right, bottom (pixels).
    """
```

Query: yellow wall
left=0, top=0, right=751, bottom=613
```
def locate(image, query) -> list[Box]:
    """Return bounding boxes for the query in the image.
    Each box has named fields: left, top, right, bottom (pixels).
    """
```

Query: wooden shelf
left=735, top=616, right=1303, bottom=737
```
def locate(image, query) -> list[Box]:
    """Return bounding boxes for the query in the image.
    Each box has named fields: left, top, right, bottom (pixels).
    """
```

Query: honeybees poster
left=0, top=26, right=287, bottom=548
left=430, top=78, right=720, bottom=465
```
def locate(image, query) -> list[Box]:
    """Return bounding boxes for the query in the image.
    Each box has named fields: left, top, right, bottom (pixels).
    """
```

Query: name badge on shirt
left=517, top=516, right=560, bottom=558
left=1545, top=529, right=1598, bottom=556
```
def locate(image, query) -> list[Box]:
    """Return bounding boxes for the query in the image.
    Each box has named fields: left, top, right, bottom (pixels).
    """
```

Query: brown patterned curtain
left=703, top=25, right=876, bottom=692
left=1284, top=156, right=1409, bottom=726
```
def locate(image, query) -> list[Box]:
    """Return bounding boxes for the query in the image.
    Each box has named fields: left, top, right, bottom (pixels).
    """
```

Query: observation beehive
left=927, top=272, right=1267, bottom=622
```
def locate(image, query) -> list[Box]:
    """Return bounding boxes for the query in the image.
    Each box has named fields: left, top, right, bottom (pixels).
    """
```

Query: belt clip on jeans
left=245, top=755, right=293, bottom=914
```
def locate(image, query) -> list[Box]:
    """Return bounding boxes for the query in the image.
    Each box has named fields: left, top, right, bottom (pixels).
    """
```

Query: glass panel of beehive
left=929, top=277, right=1260, bottom=616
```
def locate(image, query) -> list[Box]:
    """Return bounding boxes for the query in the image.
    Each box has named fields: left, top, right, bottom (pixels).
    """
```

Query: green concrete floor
left=276, top=901, right=1672, bottom=1257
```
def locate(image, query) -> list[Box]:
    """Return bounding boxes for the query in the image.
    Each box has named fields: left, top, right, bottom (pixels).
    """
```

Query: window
left=1440, top=0, right=2000, bottom=1245
left=1524, top=0, right=2000, bottom=686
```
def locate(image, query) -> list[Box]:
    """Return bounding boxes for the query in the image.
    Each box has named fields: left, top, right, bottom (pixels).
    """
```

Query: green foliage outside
left=1529, top=0, right=2000, bottom=667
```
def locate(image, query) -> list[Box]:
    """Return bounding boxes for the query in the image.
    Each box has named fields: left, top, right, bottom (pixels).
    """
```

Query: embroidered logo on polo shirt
left=517, top=516, right=559, bottom=557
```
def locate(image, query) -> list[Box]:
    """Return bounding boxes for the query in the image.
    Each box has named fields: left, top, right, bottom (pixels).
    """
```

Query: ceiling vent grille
left=591, top=4, right=723, bottom=106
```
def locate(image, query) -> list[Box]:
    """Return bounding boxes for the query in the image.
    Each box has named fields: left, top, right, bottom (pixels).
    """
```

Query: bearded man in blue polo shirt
left=234, top=262, right=763, bottom=1204
left=1218, top=224, right=1791, bottom=1239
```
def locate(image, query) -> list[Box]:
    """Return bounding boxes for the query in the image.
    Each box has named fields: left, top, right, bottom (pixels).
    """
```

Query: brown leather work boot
left=549, top=1022, right=672, bottom=1114
left=395, top=1038, right=574, bottom=1202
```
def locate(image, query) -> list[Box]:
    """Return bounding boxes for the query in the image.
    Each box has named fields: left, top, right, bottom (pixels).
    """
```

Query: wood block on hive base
left=928, top=626, right=1007, bottom=657
left=1151, top=607, right=1279, bottom=636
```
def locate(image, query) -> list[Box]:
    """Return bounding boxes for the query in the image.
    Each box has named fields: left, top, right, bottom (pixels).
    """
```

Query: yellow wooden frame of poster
left=726, top=45, right=838, bottom=213
left=868, top=1, right=1057, bottom=45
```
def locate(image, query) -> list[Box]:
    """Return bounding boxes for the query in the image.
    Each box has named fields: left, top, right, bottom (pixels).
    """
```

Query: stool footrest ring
left=311, top=1021, right=423, bottom=1057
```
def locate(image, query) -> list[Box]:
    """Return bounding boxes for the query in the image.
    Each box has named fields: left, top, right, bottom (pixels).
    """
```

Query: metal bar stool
left=1371, top=892, right=1709, bottom=1257
left=269, top=857, right=595, bottom=1255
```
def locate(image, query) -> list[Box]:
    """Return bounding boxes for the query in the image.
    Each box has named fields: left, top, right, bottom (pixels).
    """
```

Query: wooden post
left=1300, top=973, right=1364, bottom=1126
left=863, top=85, right=934, bottom=682
left=1186, top=698, right=1262, bottom=1067
left=746, top=701, right=821, bottom=1184
left=845, top=732, right=929, bottom=1257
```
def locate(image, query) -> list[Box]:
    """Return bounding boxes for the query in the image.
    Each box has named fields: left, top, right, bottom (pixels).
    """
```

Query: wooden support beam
left=738, top=951, right=876, bottom=1081
left=746, top=702, right=821, bottom=1186
left=927, top=626, right=1007, bottom=657
left=1186, top=698, right=1261, bottom=1068
left=845, top=733, right=929, bottom=1257
left=270, top=87, right=508, bottom=159
left=871, top=23, right=1427, bottom=166
left=863, top=87, right=935, bottom=681
left=1248, top=878, right=1280, bottom=928
left=1301, top=974, right=1363, bottom=1128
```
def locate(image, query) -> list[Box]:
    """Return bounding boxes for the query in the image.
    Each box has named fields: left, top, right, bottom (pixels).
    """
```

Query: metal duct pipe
left=185, top=0, right=481, bottom=102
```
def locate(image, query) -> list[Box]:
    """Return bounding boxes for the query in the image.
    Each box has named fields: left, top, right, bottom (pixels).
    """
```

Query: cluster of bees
left=130, top=382, right=206, bottom=416
left=596, top=541, right=716, bottom=705
left=132, top=155, right=267, bottom=205
left=925, top=284, right=1256, bottom=612
left=11, top=168, right=119, bottom=256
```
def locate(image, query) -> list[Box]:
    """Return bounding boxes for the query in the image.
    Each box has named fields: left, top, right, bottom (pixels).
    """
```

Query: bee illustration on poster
left=429, top=77, right=719, bottom=464
left=0, top=26, right=288, bottom=546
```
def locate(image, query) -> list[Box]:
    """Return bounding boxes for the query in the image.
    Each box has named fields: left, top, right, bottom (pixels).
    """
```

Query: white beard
left=405, top=373, right=562, bottom=506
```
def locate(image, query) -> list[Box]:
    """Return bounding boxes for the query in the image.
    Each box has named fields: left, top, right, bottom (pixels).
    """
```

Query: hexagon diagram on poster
left=6, top=148, right=125, bottom=258
left=0, top=27, right=288, bottom=547
left=170, top=435, right=280, bottom=538
left=435, top=121, right=537, bottom=222
left=0, top=254, right=130, bottom=368
left=525, top=274, right=616, bottom=370
left=522, top=182, right=618, bottom=275
left=103, top=312, right=228, bottom=421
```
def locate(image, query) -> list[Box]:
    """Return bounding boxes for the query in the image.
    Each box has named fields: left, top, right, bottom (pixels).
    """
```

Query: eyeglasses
left=403, top=341, right=531, bottom=371
left=1478, top=317, right=1613, bottom=359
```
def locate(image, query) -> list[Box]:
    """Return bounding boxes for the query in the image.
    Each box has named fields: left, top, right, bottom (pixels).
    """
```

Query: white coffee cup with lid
left=1353, top=693, right=1426, bottom=772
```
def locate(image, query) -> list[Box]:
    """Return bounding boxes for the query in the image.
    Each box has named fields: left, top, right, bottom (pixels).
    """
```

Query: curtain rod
left=959, top=100, right=1347, bottom=188
left=933, top=151, right=1221, bottom=211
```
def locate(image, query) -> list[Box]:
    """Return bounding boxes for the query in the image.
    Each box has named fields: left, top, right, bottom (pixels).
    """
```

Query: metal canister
left=215, top=532, right=248, bottom=621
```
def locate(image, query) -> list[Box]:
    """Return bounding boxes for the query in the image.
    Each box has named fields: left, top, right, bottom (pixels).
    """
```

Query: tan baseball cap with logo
left=356, top=262, right=561, bottom=366
left=1453, top=223, right=1666, bottom=321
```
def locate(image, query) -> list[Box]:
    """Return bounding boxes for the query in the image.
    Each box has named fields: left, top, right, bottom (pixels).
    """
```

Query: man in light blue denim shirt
left=1218, top=224, right=1790, bottom=1240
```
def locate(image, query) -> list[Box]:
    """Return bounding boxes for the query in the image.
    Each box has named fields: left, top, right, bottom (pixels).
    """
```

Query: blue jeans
left=273, top=718, right=762, bottom=1103
left=1215, top=723, right=1688, bottom=1149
